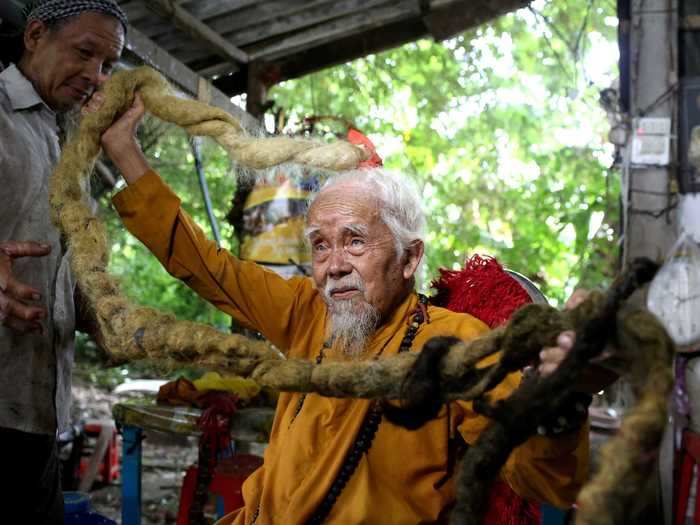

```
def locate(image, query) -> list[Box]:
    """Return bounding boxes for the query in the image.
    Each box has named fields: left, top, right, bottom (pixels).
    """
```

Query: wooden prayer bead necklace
left=251, top=294, right=428, bottom=525
left=305, top=294, right=429, bottom=525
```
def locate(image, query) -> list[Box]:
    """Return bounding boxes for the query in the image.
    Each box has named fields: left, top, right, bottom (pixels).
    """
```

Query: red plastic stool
left=177, top=454, right=263, bottom=525
left=675, top=430, right=700, bottom=525
left=78, top=420, right=120, bottom=487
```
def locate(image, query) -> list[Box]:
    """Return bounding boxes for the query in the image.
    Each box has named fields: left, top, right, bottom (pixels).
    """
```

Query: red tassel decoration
left=483, top=481, right=543, bottom=525
left=430, top=254, right=532, bottom=328
left=432, top=255, right=543, bottom=525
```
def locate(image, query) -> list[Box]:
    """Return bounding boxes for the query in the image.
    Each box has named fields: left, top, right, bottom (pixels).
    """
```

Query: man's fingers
left=539, top=346, right=567, bottom=365
left=0, top=292, right=46, bottom=323
left=557, top=330, right=575, bottom=349
left=565, top=289, right=590, bottom=310
left=0, top=241, right=51, bottom=258
left=0, top=241, right=50, bottom=292
left=5, top=278, right=41, bottom=302
left=0, top=291, right=44, bottom=334
left=537, top=331, right=576, bottom=377
left=132, top=92, right=145, bottom=112
left=538, top=362, right=558, bottom=376
left=81, top=92, right=105, bottom=115
left=2, top=316, right=43, bottom=335
left=124, top=93, right=146, bottom=129
left=0, top=291, right=7, bottom=320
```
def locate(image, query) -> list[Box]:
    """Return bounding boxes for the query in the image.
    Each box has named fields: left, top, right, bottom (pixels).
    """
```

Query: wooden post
left=623, top=0, right=679, bottom=266
left=246, top=61, right=268, bottom=121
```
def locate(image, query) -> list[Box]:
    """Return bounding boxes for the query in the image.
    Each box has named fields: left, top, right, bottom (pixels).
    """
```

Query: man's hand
left=82, top=91, right=150, bottom=184
left=537, top=289, right=619, bottom=393
left=538, top=330, right=575, bottom=377
left=564, top=288, right=589, bottom=310
left=0, top=241, right=51, bottom=334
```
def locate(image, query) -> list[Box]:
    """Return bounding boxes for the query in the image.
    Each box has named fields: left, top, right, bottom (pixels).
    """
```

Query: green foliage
left=270, top=0, right=620, bottom=303
left=77, top=125, right=239, bottom=376
left=79, top=1, right=621, bottom=378
left=73, top=332, right=161, bottom=388
left=100, top=124, right=237, bottom=329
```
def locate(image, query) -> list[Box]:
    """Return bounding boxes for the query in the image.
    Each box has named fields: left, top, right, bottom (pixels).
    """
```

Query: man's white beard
left=322, top=276, right=380, bottom=357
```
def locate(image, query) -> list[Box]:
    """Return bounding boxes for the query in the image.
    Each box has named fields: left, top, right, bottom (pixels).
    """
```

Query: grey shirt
left=0, top=64, right=76, bottom=435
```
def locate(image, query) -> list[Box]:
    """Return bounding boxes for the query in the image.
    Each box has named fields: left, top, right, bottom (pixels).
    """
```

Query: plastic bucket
left=63, top=492, right=116, bottom=525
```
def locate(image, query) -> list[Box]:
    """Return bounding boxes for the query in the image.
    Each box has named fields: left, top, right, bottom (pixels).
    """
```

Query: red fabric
left=197, top=392, right=239, bottom=469
left=176, top=455, right=264, bottom=525
left=176, top=394, right=249, bottom=524
left=675, top=430, right=700, bottom=525
left=483, top=481, right=542, bottom=525
left=78, top=423, right=120, bottom=484
left=433, top=254, right=541, bottom=525
left=431, top=254, right=532, bottom=328
left=347, top=128, right=383, bottom=168
left=176, top=466, right=198, bottom=525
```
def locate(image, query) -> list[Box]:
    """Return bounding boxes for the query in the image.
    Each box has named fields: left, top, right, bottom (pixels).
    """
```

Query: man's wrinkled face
left=22, top=12, right=124, bottom=111
left=306, top=181, right=414, bottom=331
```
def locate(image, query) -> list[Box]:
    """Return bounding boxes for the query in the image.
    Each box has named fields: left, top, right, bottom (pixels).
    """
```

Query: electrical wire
left=628, top=199, right=678, bottom=219
left=636, top=83, right=679, bottom=117
left=631, top=8, right=678, bottom=15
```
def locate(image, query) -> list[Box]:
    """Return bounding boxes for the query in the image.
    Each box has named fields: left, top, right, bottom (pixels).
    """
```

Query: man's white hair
left=311, top=168, right=426, bottom=257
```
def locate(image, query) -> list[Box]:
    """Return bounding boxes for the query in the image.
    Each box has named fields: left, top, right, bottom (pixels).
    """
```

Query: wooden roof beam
left=145, top=0, right=343, bottom=59
left=247, top=0, right=419, bottom=61
left=209, top=0, right=529, bottom=97
left=197, top=61, right=238, bottom=78
left=176, top=0, right=400, bottom=65
left=121, top=0, right=261, bottom=41
left=423, top=0, right=531, bottom=40
left=174, top=0, right=523, bottom=70
left=125, top=26, right=260, bottom=133
left=182, top=0, right=263, bottom=21
left=212, top=16, right=429, bottom=96
left=144, top=0, right=249, bottom=68
left=206, top=0, right=369, bottom=46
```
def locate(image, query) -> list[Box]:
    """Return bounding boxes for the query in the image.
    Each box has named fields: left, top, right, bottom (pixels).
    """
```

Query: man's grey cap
left=22, top=0, right=128, bottom=34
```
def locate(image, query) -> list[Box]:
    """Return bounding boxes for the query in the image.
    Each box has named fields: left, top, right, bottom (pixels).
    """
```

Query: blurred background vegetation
left=77, top=0, right=620, bottom=385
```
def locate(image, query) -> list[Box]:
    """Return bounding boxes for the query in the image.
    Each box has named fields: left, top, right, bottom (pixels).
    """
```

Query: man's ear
left=402, top=240, right=424, bottom=280
left=23, top=19, right=50, bottom=54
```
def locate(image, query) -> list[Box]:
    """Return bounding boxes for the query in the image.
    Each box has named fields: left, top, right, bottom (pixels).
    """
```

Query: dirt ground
left=71, top=378, right=200, bottom=524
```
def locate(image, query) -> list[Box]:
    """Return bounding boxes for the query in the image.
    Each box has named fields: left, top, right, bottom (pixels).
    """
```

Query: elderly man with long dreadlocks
left=0, top=1, right=126, bottom=521
left=94, top=90, right=591, bottom=524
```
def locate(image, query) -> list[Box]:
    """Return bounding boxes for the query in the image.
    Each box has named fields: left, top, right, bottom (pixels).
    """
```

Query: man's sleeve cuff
left=111, top=170, right=178, bottom=215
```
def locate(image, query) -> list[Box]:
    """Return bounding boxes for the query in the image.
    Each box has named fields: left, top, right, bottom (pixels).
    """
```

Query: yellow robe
left=113, top=171, right=588, bottom=525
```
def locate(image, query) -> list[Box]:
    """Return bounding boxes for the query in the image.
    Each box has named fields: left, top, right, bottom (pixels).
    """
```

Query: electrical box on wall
left=631, top=117, right=671, bottom=166
left=679, top=77, right=700, bottom=193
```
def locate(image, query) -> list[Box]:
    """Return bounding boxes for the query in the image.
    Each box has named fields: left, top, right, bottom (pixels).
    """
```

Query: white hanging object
left=647, top=234, right=700, bottom=349
left=680, top=193, right=700, bottom=244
